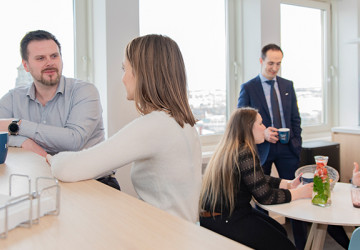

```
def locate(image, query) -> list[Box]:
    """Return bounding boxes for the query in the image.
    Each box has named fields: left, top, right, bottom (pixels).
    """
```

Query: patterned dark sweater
left=205, top=148, right=291, bottom=215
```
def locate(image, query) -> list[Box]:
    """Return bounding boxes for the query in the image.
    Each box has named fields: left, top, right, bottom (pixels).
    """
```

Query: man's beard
left=38, top=68, right=61, bottom=86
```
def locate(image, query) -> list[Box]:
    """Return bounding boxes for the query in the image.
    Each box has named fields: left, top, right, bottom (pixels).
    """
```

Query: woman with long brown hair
left=48, top=34, right=202, bottom=223
left=199, top=107, right=312, bottom=249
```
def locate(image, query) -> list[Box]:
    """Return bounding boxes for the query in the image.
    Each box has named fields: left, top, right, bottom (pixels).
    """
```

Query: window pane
left=139, top=0, right=227, bottom=135
left=0, top=0, right=74, bottom=98
left=281, top=4, right=324, bottom=126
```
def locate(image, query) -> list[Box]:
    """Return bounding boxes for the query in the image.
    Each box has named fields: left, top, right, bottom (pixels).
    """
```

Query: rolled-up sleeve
left=0, top=90, right=29, bottom=147
left=8, top=135, right=28, bottom=147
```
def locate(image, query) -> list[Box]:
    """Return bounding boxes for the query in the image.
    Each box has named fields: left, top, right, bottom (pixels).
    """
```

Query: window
left=0, top=0, right=74, bottom=98
left=280, top=1, right=331, bottom=129
left=139, top=0, right=227, bottom=136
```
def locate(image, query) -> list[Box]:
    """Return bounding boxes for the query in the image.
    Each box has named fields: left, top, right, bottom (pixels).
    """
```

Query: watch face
left=8, top=122, right=19, bottom=133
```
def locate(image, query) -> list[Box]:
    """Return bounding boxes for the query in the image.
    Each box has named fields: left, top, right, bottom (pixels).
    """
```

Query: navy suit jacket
left=237, top=75, right=302, bottom=165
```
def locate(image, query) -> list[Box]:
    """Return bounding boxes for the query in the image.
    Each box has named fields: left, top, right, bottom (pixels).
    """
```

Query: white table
left=258, top=182, right=360, bottom=249
left=0, top=148, right=249, bottom=250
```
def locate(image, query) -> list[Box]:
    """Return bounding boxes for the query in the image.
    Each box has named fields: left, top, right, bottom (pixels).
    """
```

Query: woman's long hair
left=199, top=107, right=259, bottom=216
left=125, top=34, right=196, bottom=127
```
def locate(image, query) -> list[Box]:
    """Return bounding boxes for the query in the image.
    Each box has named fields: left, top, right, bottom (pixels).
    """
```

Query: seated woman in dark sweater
left=199, top=107, right=313, bottom=250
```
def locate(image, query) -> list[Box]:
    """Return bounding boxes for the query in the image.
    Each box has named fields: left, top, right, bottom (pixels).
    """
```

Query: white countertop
left=0, top=148, right=248, bottom=250
left=331, top=126, right=360, bottom=135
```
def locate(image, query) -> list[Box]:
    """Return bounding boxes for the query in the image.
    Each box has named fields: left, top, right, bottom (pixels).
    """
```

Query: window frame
left=201, top=0, right=239, bottom=146
left=74, top=0, right=94, bottom=83
left=205, top=0, right=334, bottom=145
left=79, top=0, right=334, bottom=145
left=280, top=0, right=333, bottom=139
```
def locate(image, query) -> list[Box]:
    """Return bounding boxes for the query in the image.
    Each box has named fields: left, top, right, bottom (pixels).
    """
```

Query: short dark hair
left=20, top=30, right=61, bottom=61
left=261, top=44, right=283, bottom=60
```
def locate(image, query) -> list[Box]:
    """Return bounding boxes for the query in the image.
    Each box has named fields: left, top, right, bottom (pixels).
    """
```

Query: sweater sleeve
left=264, top=175, right=282, bottom=188
left=238, top=150, right=291, bottom=205
left=49, top=113, right=164, bottom=182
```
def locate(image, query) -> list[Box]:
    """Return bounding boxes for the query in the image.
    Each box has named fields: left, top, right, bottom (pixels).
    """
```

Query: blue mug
left=278, top=128, right=290, bottom=144
left=0, top=132, right=8, bottom=164
left=300, top=172, right=314, bottom=184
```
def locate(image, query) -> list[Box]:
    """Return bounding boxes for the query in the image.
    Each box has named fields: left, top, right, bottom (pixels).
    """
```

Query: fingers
left=267, top=126, right=279, bottom=132
left=354, top=162, right=359, bottom=173
left=46, top=154, right=53, bottom=165
left=299, top=182, right=313, bottom=189
left=268, top=138, right=278, bottom=144
left=264, top=127, right=280, bottom=143
left=304, top=182, right=313, bottom=194
left=297, top=183, right=313, bottom=198
left=292, top=174, right=302, bottom=185
left=305, top=182, right=313, bottom=187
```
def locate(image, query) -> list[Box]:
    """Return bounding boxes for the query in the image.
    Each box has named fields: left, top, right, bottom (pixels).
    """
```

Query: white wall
left=242, top=0, right=262, bottom=82
left=241, top=0, right=281, bottom=83
left=104, top=0, right=140, bottom=136
left=337, top=0, right=360, bottom=126
left=93, top=0, right=107, bottom=137
left=92, top=0, right=140, bottom=197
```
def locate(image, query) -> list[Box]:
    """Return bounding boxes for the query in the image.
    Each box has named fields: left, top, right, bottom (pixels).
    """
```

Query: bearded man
left=0, top=30, right=105, bottom=158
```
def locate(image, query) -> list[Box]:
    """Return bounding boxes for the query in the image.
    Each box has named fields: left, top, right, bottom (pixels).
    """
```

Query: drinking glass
left=351, top=185, right=360, bottom=208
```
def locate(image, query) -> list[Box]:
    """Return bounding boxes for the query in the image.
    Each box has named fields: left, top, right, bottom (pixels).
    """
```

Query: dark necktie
left=266, top=80, right=282, bottom=128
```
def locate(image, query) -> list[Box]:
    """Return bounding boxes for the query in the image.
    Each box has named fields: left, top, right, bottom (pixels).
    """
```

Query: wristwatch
left=8, top=119, right=21, bottom=135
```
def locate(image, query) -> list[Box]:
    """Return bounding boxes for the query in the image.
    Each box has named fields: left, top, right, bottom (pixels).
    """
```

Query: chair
left=349, top=227, right=360, bottom=250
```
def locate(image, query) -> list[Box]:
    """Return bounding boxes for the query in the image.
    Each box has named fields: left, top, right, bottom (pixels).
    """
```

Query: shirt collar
left=26, top=76, right=65, bottom=100
left=259, top=74, right=276, bottom=84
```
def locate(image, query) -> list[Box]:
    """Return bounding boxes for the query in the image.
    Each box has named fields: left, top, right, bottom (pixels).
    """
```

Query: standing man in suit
left=237, top=44, right=302, bottom=177
left=237, top=44, right=305, bottom=249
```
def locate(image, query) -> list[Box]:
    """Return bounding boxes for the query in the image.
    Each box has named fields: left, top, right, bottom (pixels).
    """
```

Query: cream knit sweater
left=49, top=111, right=202, bottom=223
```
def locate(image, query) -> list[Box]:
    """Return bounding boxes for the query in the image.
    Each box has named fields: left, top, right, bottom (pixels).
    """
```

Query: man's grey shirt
left=0, top=76, right=105, bottom=154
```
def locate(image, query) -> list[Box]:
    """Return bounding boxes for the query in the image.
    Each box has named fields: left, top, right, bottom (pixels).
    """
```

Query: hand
left=21, top=139, right=48, bottom=158
left=289, top=173, right=302, bottom=189
left=353, top=162, right=360, bottom=186
left=45, top=154, right=53, bottom=165
left=290, top=182, right=313, bottom=201
left=299, top=183, right=313, bottom=198
left=264, top=127, right=279, bottom=143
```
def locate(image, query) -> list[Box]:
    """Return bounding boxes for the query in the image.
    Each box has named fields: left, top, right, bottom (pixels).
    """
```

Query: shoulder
left=64, top=77, right=98, bottom=90
left=276, top=76, right=293, bottom=85
left=123, top=111, right=168, bottom=130
left=241, top=76, right=261, bottom=92
left=0, top=85, right=31, bottom=103
left=7, top=84, right=31, bottom=95
left=129, top=111, right=196, bottom=136
left=121, top=111, right=198, bottom=146
left=238, top=147, right=253, bottom=159
left=63, top=77, right=100, bottom=97
left=137, top=111, right=179, bottom=128
left=243, top=75, right=260, bottom=86
left=237, top=147, right=258, bottom=165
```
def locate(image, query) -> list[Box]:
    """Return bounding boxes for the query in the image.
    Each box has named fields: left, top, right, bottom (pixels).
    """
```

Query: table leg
left=305, top=223, right=316, bottom=250
left=344, top=225, right=355, bottom=239
left=312, top=224, right=328, bottom=250
left=305, top=223, right=328, bottom=250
